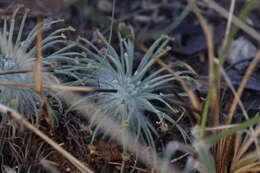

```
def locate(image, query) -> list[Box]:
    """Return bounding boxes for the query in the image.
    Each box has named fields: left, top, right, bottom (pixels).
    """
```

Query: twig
left=0, top=68, right=54, bottom=75
left=0, top=82, right=117, bottom=93
left=170, top=153, right=189, bottom=163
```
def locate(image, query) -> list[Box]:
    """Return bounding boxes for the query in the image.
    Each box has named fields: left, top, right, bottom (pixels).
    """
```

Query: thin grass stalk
left=0, top=82, right=117, bottom=93
left=218, top=0, right=235, bottom=64
left=35, top=15, right=43, bottom=93
left=108, top=0, right=116, bottom=44
left=219, top=0, right=258, bottom=66
left=206, top=115, right=260, bottom=145
left=202, top=0, right=260, bottom=42
left=216, top=0, right=259, bottom=116
left=200, top=93, right=211, bottom=136
left=0, top=68, right=54, bottom=75
left=225, top=50, right=260, bottom=124
left=205, top=124, right=239, bottom=131
left=186, top=0, right=218, bottom=137
left=232, top=133, right=242, bottom=165
left=34, top=15, right=54, bottom=127
left=220, top=0, right=236, bottom=54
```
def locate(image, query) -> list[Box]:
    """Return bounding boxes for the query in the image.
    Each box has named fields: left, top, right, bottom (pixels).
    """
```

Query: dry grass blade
left=234, top=162, right=260, bottom=173
left=0, top=104, right=94, bottom=173
left=0, top=68, right=54, bottom=75
left=34, top=15, right=43, bottom=93
left=221, top=0, right=236, bottom=53
left=202, top=0, right=260, bottom=42
left=0, top=82, right=117, bottom=93
left=186, top=0, right=218, bottom=129
left=34, top=15, right=54, bottom=127
left=226, top=50, right=260, bottom=124
left=216, top=56, right=249, bottom=126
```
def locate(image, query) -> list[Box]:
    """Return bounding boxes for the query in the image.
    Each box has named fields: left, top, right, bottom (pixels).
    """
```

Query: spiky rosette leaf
left=71, top=30, right=192, bottom=150
left=0, top=7, right=79, bottom=127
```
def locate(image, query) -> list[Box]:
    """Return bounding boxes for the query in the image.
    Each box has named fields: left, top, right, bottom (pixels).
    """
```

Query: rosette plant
left=70, top=28, right=193, bottom=150
left=0, top=7, right=79, bottom=128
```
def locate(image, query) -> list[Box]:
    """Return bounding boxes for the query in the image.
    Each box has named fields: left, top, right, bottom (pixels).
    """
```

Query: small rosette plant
left=71, top=28, right=192, bottom=150
left=0, top=7, right=79, bottom=127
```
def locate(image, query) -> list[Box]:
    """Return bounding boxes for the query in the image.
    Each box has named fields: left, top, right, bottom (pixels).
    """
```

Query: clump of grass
left=70, top=29, right=193, bottom=151
left=1, top=133, right=53, bottom=173
left=0, top=7, right=79, bottom=127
